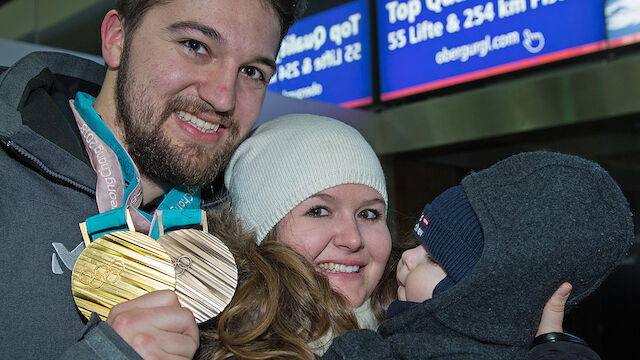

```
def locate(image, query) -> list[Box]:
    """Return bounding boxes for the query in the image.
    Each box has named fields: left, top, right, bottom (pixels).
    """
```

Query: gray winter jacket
left=0, top=51, right=136, bottom=359
left=0, top=51, right=226, bottom=359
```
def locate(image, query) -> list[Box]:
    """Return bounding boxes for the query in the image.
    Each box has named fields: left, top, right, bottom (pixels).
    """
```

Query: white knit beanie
left=224, top=114, right=387, bottom=244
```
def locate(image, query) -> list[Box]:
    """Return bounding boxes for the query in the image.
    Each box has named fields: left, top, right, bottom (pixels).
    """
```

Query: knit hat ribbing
left=224, top=114, right=387, bottom=244
left=413, top=186, right=483, bottom=296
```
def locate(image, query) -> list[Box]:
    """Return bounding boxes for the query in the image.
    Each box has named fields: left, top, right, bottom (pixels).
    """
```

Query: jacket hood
left=0, top=51, right=105, bottom=137
left=0, top=52, right=105, bottom=192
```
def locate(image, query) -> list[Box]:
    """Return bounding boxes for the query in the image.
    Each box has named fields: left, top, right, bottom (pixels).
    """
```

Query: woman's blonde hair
left=197, top=206, right=416, bottom=359
left=197, top=210, right=358, bottom=359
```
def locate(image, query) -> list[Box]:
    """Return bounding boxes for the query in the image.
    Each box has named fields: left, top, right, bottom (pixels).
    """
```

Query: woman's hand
left=536, top=282, right=572, bottom=336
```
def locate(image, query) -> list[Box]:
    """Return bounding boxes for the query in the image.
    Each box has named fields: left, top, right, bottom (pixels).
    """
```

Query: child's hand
left=536, top=282, right=572, bottom=336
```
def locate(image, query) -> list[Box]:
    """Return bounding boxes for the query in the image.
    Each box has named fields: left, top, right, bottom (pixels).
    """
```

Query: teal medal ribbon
left=72, top=92, right=204, bottom=240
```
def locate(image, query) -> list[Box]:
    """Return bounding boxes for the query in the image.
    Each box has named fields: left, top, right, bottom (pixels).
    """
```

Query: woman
left=197, top=114, right=594, bottom=359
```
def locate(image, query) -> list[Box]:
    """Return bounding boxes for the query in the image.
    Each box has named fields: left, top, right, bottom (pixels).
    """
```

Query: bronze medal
left=71, top=231, right=176, bottom=320
left=156, top=229, right=238, bottom=323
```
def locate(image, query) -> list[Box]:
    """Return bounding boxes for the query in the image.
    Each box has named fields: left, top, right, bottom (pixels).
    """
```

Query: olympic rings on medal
left=173, top=255, right=193, bottom=277
left=78, top=260, right=125, bottom=289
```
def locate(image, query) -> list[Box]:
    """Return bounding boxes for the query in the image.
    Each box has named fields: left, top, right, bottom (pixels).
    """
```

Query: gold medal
left=156, top=229, right=238, bottom=323
left=71, top=231, right=176, bottom=320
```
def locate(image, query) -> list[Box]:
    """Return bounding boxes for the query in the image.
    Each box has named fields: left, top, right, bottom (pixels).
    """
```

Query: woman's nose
left=332, top=216, right=364, bottom=251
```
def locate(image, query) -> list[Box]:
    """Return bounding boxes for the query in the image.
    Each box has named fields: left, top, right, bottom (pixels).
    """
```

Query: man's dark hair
left=115, top=0, right=306, bottom=40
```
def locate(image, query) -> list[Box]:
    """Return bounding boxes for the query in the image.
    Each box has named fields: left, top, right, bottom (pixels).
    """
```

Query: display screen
left=377, top=0, right=607, bottom=101
left=268, top=0, right=372, bottom=108
left=606, top=0, right=640, bottom=48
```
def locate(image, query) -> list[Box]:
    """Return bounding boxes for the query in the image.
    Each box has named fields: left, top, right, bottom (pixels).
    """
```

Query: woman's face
left=276, top=184, right=392, bottom=307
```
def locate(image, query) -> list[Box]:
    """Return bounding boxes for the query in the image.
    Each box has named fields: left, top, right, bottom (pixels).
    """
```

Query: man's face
left=115, top=0, right=281, bottom=186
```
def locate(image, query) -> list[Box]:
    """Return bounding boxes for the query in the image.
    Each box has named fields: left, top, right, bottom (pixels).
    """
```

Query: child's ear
left=101, top=10, right=125, bottom=69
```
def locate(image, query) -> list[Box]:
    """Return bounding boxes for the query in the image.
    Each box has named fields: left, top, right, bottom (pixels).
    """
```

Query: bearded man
left=0, top=0, right=305, bottom=358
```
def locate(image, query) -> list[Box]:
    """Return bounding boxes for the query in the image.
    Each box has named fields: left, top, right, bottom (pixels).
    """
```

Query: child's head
left=391, top=151, right=632, bottom=349
left=397, top=185, right=483, bottom=302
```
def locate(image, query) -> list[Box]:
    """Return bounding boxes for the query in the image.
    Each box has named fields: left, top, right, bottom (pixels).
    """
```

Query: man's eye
left=241, top=66, right=265, bottom=82
left=359, top=209, right=380, bottom=220
left=306, top=207, right=328, bottom=217
left=182, top=40, right=207, bottom=55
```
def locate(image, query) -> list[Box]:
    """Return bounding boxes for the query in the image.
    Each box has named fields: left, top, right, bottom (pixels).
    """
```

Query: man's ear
left=101, top=9, right=125, bottom=69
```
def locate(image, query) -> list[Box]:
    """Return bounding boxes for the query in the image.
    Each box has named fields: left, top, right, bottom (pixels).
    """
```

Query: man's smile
left=175, top=110, right=221, bottom=133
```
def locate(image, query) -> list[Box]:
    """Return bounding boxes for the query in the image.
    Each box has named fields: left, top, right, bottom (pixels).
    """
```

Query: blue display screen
left=268, top=0, right=372, bottom=108
left=376, top=0, right=607, bottom=101
left=606, top=0, right=640, bottom=47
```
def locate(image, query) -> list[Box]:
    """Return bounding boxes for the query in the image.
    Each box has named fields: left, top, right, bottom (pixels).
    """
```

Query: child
left=323, top=151, right=634, bottom=359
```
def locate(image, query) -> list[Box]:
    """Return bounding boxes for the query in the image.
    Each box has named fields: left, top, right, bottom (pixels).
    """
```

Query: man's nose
left=332, top=216, right=364, bottom=251
left=197, top=63, right=237, bottom=113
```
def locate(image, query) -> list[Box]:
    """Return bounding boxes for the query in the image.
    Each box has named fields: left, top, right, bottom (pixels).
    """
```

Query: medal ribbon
left=71, top=92, right=203, bottom=240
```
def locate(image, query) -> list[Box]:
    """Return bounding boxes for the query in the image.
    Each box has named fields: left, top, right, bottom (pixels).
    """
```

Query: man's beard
left=115, top=43, right=241, bottom=187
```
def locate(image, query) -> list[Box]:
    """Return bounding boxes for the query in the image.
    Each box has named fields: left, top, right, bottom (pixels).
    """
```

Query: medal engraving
left=174, top=255, right=193, bottom=276
left=71, top=231, right=176, bottom=320
left=78, top=260, right=125, bottom=289
left=157, top=229, right=238, bottom=323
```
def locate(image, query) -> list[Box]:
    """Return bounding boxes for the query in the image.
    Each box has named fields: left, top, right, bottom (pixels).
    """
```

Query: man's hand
left=107, top=290, right=199, bottom=360
left=536, top=282, right=572, bottom=336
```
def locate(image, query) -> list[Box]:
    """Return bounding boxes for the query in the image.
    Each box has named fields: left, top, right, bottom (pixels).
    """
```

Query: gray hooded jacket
left=0, top=51, right=146, bottom=359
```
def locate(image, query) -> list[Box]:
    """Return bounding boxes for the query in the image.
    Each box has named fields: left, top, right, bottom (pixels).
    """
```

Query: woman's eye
left=241, top=66, right=265, bottom=82
left=359, top=209, right=380, bottom=220
left=306, top=207, right=329, bottom=217
left=182, top=39, right=207, bottom=55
